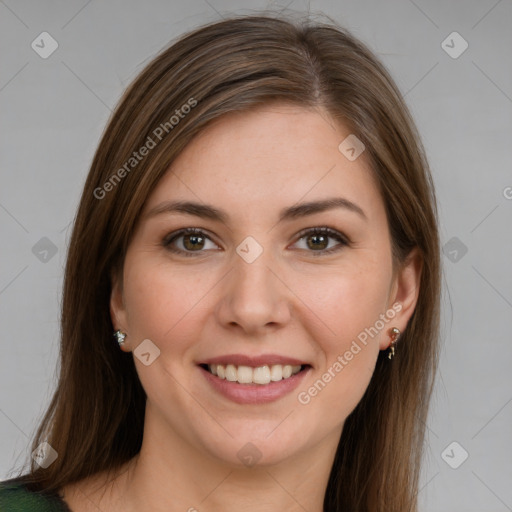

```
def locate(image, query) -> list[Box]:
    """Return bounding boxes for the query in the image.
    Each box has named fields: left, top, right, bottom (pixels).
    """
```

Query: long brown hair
left=11, top=13, right=440, bottom=511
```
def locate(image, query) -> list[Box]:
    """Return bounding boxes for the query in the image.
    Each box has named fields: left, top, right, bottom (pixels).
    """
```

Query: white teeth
left=237, top=365, right=253, bottom=384
left=270, top=365, right=282, bottom=381
left=225, top=364, right=237, bottom=382
left=205, top=363, right=302, bottom=385
left=282, top=365, right=293, bottom=379
left=253, top=365, right=271, bottom=385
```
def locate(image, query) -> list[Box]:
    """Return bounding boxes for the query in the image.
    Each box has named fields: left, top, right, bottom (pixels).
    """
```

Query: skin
left=62, top=104, right=421, bottom=512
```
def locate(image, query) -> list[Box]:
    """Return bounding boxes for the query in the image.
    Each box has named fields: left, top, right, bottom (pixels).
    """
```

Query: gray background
left=1, top=1, right=511, bottom=511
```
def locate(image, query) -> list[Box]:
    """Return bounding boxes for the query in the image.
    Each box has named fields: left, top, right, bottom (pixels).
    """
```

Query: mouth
left=196, top=354, right=312, bottom=404
left=199, top=363, right=310, bottom=385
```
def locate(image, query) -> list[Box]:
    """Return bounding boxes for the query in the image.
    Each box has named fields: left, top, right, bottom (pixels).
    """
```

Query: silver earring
left=114, top=330, right=126, bottom=349
left=388, top=327, right=401, bottom=360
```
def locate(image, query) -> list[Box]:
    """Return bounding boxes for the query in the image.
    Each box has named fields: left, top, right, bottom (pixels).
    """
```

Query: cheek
left=293, top=258, right=391, bottom=411
left=122, top=257, right=203, bottom=346
left=295, top=257, right=392, bottom=345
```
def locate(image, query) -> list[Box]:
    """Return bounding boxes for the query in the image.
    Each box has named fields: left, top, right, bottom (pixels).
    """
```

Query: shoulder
left=0, top=478, right=71, bottom=511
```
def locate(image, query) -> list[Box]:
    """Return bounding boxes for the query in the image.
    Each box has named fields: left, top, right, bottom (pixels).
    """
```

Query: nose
left=215, top=242, right=292, bottom=336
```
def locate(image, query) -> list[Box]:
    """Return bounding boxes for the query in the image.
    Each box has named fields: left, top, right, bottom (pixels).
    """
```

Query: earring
left=388, top=327, right=401, bottom=360
left=114, top=330, right=127, bottom=349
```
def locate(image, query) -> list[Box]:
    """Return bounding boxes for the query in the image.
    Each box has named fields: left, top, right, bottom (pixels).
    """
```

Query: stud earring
left=114, top=330, right=127, bottom=349
left=388, top=327, right=401, bottom=360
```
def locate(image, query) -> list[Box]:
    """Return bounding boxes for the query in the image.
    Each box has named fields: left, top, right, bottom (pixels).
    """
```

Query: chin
left=198, top=421, right=313, bottom=468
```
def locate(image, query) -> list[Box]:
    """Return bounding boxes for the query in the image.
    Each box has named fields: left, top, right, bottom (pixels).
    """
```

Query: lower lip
left=199, top=365, right=311, bottom=404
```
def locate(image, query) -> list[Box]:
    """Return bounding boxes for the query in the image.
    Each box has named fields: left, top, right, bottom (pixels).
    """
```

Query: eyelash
left=162, top=226, right=350, bottom=258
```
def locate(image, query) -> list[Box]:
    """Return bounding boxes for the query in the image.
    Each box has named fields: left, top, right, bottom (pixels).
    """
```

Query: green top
left=0, top=479, right=71, bottom=511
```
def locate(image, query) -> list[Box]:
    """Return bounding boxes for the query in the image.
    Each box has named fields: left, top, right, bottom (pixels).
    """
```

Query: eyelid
left=292, top=226, right=350, bottom=246
left=290, top=226, right=350, bottom=256
left=162, top=227, right=221, bottom=254
left=162, top=226, right=350, bottom=256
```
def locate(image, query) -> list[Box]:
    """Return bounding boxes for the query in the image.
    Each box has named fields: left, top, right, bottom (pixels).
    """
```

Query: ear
left=110, top=266, right=129, bottom=347
left=380, top=247, right=423, bottom=350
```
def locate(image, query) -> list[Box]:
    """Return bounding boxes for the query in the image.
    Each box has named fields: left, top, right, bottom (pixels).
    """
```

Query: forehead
left=144, top=104, right=384, bottom=224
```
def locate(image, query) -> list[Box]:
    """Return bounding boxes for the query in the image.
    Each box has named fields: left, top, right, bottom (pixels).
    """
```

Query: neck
left=116, top=405, right=339, bottom=512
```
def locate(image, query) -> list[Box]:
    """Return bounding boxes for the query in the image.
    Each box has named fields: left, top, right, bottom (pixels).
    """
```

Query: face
left=110, top=103, right=420, bottom=468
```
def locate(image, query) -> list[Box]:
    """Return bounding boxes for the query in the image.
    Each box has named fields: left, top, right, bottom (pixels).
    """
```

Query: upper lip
left=198, top=354, right=309, bottom=367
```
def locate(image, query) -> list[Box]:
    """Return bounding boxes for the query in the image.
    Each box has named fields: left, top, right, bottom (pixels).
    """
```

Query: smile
left=203, top=363, right=303, bottom=385
left=198, top=362, right=312, bottom=405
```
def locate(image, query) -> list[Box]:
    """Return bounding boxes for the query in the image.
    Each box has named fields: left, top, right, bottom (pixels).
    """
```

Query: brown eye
left=182, top=233, right=206, bottom=250
left=163, top=228, right=219, bottom=257
left=293, top=227, right=349, bottom=255
left=306, top=233, right=329, bottom=250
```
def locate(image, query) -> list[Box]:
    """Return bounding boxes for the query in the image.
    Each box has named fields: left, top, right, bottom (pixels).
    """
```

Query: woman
left=0, top=13, right=440, bottom=511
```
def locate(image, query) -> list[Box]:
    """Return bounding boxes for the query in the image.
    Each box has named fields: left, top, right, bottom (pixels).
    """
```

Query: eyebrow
left=146, top=197, right=367, bottom=223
